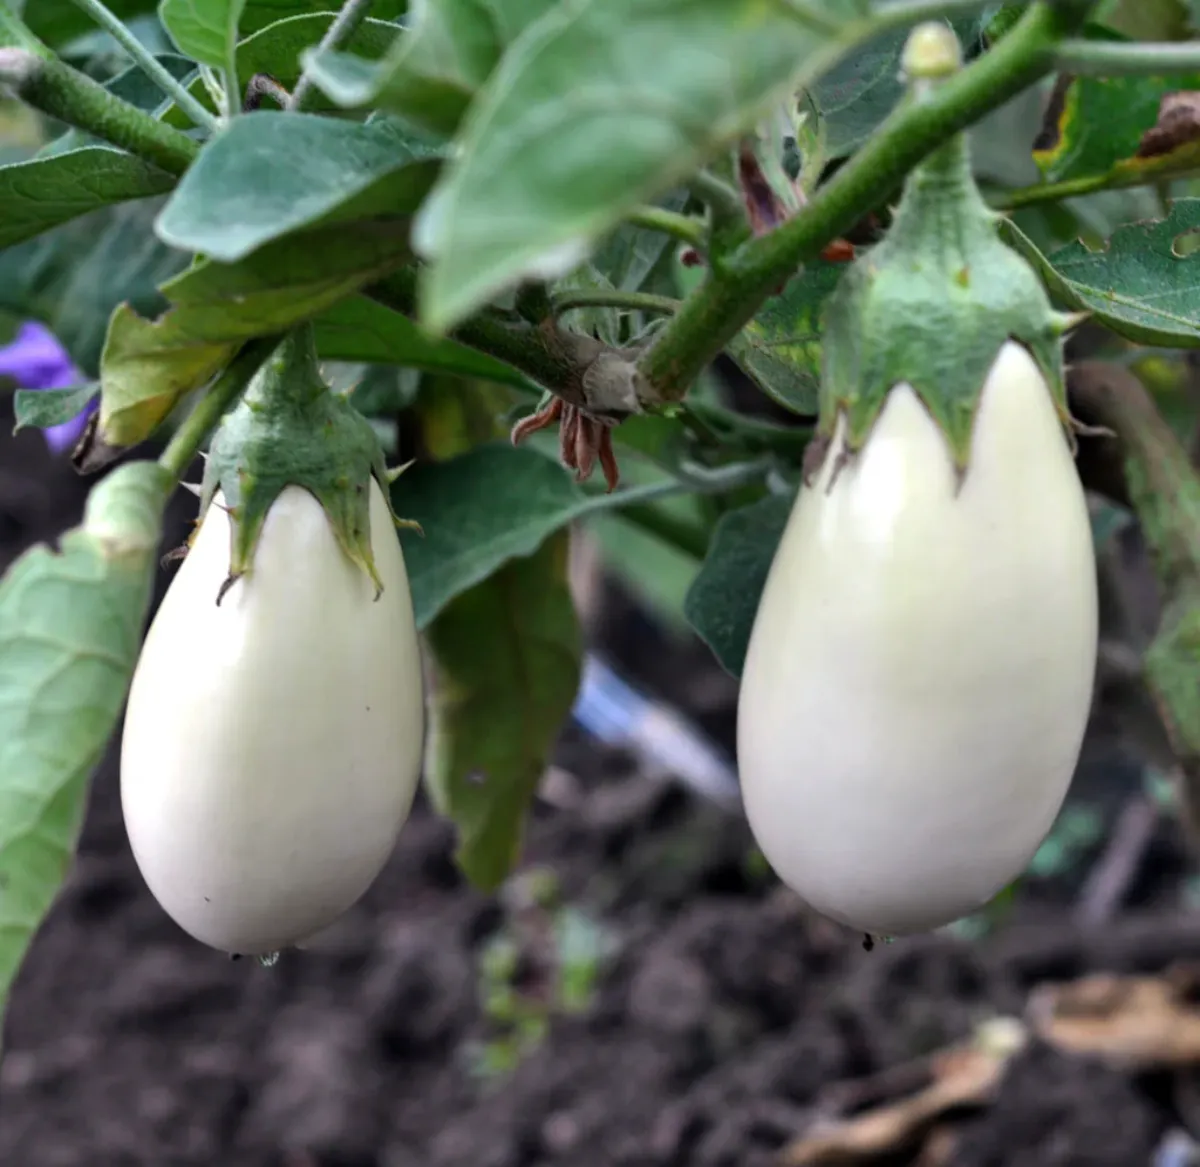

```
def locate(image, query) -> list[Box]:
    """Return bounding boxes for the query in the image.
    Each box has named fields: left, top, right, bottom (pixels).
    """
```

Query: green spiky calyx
left=814, top=23, right=1080, bottom=482
left=197, top=327, right=413, bottom=601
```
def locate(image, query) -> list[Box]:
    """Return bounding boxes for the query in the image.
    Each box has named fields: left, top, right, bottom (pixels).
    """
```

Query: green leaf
left=683, top=493, right=791, bottom=677
left=592, top=189, right=689, bottom=294
left=1096, top=0, right=1193, bottom=41
left=104, top=53, right=197, bottom=113
left=24, top=0, right=158, bottom=48
left=395, top=442, right=675, bottom=629
left=25, top=0, right=406, bottom=47
left=1033, top=71, right=1200, bottom=185
left=240, top=0, right=405, bottom=33
left=412, top=0, right=875, bottom=331
left=12, top=384, right=99, bottom=433
left=1002, top=201, right=1200, bottom=348
left=812, top=15, right=981, bottom=160
left=728, top=259, right=846, bottom=415
left=347, top=365, right=422, bottom=417
left=0, top=460, right=167, bottom=1046
left=159, top=12, right=401, bottom=127
left=312, top=295, right=543, bottom=395
left=0, top=148, right=174, bottom=253
left=156, top=113, right=444, bottom=263
left=160, top=0, right=248, bottom=70
left=98, top=219, right=414, bottom=449
left=553, top=263, right=621, bottom=347
left=0, top=198, right=187, bottom=378
left=306, top=0, right=560, bottom=136
left=424, top=531, right=581, bottom=891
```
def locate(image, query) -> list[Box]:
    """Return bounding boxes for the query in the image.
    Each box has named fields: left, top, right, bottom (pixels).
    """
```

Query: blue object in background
left=0, top=322, right=93, bottom=453
left=572, top=654, right=742, bottom=812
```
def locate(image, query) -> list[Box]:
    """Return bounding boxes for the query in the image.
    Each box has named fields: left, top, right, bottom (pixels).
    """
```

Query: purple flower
left=0, top=321, right=96, bottom=454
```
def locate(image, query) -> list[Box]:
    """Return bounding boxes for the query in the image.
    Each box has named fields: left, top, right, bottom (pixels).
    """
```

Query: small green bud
left=901, top=21, right=963, bottom=82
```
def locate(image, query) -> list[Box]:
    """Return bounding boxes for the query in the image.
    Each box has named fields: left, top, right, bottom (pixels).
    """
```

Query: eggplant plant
left=1, top=0, right=1200, bottom=1039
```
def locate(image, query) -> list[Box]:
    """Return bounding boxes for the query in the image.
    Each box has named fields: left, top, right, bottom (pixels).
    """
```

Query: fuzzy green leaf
left=305, top=0, right=559, bottom=136
left=394, top=442, right=675, bottom=629
left=160, top=0, right=248, bottom=70
left=0, top=461, right=167, bottom=1050
left=424, top=531, right=581, bottom=891
left=811, top=15, right=981, bottom=160
left=1003, top=200, right=1200, bottom=348
left=24, top=0, right=158, bottom=47
left=1033, top=70, right=1200, bottom=185
left=0, top=198, right=186, bottom=378
left=12, top=384, right=99, bottom=434
left=0, top=148, right=174, bottom=253
left=592, top=189, right=689, bottom=294
left=684, top=493, right=791, bottom=678
left=412, top=0, right=875, bottom=331
left=97, top=220, right=414, bottom=450
left=103, top=54, right=198, bottom=113
left=159, top=13, right=401, bottom=127
left=313, top=296, right=543, bottom=395
left=156, top=113, right=445, bottom=263
left=25, top=0, right=404, bottom=47
left=728, top=260, right=847, bottom=415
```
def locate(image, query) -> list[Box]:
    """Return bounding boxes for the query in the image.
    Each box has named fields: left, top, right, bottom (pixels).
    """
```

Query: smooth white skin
left=120, top=479, right=425, bottom=955
left=737, top=341, right=1099, bottom=936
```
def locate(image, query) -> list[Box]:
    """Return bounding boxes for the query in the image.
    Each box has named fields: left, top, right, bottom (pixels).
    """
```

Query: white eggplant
left=737, top=342, right=1098, bottom=936
left=120, top=330, right=426, bottom=957
left=735, top=23, right=1099, bottom=938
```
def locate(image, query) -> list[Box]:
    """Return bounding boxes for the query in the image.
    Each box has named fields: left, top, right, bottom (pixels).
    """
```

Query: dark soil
left=2, top=394, right=1200, bottom=1167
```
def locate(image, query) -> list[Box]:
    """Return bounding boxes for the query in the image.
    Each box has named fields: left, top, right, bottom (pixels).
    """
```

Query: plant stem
left=159, top=338, right=280, bottom=480
left=370, top=270, right=584, bottom=396
left=67, top=0, right=218, bottom=130
left=553, top=290, right=681, bottom=317
left=0, top=3, right=51, bottom=54
left=639, top=1, right=1091, bottom=401
left=996, top=170, right=1126, bottom=209
left=1054, top=38, right=1200, bottom=75
left=289, top=0, right=374, bottom=112
left=687, top=169, right=745, bottom=227
left=625, top=204, right=707, bottom=250
left=996, top=158, right=1200, bottom=209
left=0, top=47, right=197, bottom=174
left=223, top=53, right=238, bottom=121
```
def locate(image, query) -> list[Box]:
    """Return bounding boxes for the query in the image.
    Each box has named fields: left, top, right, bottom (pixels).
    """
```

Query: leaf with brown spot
left=1139, top=91, right=1200, bottom=158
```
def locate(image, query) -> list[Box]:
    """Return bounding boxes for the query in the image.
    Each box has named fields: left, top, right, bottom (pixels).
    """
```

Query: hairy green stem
left=0, top=3, right=51, bottom=54
left=1054, top=37, right=1200, bottom=75
left=289, top=0, right=375, bottom=111
left=67, top=0, right=218, bottom=129
left=222, top=47, right=238, bottom=120
left=553, top=290, right=680, bottom=317
left=159, top=338, right=281, bottom=480
left=0, top=46, right=198, bottom=174
left=640, top=1, right=1091, bottom=400
left=997, top=170, right=1128, bottom=209
left=997, top=161, right=1200, bottom=210
left=370, top=271, right=582, bottom=395
left=625, top=204, right=707, bottom=250
left=687, top=169, right=746, bottom=226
